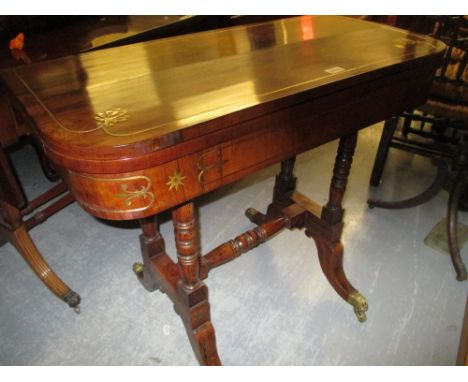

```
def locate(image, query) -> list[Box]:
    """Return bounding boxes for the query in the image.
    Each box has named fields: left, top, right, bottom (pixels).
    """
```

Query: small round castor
left=63, top=290, right=81, bottom=313
left=244, top=207, right=266, bottom=225
left=132, top=262, right=160, bottom=292
left=245, top=208, right=259, bottom=220
left=456, top=268, right=468, bottom=282
left=132, top=262, right=144, bottom=277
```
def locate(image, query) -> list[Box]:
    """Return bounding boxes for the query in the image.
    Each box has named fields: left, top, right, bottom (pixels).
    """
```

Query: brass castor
left=63, top=290, right=81, bottom=314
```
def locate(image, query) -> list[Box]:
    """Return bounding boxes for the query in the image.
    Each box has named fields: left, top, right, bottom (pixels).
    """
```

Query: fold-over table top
left=2, top=16, right=445, bottom=162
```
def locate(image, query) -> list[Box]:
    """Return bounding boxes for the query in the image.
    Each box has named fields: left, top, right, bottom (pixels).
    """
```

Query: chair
left=368, top=16, right=468, bottom=281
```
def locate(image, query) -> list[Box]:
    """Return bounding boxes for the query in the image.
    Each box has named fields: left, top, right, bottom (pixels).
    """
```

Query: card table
left=0, top=16, right=287, bottom=311
left=0, top=16, right=445, bottom=365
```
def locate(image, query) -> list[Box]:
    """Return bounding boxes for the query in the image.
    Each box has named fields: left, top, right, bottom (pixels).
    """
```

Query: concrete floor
left=0, top=122, right=466, bottom=365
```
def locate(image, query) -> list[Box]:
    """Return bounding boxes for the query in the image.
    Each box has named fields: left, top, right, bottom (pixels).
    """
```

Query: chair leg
left=370, top=116, right=399, bottom=187
left=367, top=158, right=448, bottom=209
left=447, top=175, right=467, bottom=281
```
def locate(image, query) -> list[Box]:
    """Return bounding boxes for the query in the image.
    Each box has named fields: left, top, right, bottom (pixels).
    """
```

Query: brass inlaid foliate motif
left=94, top=108, right=129, bottom=128
left=166, top=171, right=186, bottom=191
left=69, top=172, right=155, bottom=215
left=115, top=181, right=153, bottom=207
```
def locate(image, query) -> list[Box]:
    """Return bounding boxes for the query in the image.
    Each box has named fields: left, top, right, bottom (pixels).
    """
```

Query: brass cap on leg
left=347, top=291, right=368, bottom=323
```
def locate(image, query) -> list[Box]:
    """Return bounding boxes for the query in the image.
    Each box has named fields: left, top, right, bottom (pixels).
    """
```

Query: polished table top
left=2, top=16, right=445, bottom=165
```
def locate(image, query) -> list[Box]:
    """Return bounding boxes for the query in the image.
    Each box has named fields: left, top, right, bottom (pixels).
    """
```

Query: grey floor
left=0, top=122, right=466, bottom=365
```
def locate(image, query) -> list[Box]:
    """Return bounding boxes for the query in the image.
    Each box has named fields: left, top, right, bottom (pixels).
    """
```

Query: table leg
left=9, top=224, right=81, bottom=310
left=134, top=216, right=165, bottom=292
left=245, top=135, right=368, bottom=322
left=0, top=202, right=80, bottom=310
left=134, top=207, right=221, bottom=365
left=172, top=202, right=221, bottom=365
left=316, top=132, right=368, bottom=321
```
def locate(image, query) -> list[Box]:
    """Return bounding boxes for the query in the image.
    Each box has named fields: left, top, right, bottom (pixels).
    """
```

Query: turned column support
left=271, top=157, right=297, bottom=208
left=170, top=202, right=221, bottom=365
left=321, top=133, right=358, bottom=225
left=249, top=157, right=298, bottom=226
left=172, top=202, right=202, bottom=291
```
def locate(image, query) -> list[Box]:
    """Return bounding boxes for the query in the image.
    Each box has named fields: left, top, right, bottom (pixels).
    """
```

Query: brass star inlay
left=166, top=171, right=186, bottom=191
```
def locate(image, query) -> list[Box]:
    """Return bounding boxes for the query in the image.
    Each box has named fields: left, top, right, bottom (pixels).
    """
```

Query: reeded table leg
left=9, top=224, right=81, bottom=309
left=0, top=202, right=80, bottom=310
left=0, top=145, right=79, bottom=310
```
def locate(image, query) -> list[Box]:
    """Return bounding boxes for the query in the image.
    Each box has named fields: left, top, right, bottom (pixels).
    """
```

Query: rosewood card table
left=0, top=16, right=445, bottom=365
left=0, top=15, right=288, bottom=311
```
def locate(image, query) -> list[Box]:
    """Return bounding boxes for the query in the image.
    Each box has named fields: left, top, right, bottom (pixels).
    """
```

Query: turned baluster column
left=321, top=133, right=358, bottom=225
left=247, top=156, right=297, bottom=224
left=172, top=202, right=201, bottom=290
left=172, top=201, right=221, bottom=365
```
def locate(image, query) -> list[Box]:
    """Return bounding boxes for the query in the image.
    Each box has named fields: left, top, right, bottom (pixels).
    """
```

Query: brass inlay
left=115, top=182, right=152, bottom=207
left=347, top=291, right=368, bottom=323
left=70, top=172, right=155, bottom=214
left=94, top=108, right=129, bottom=128
left=166, top=171, right=186, bottom=191
left=197, top=149, right=225, bottom=185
